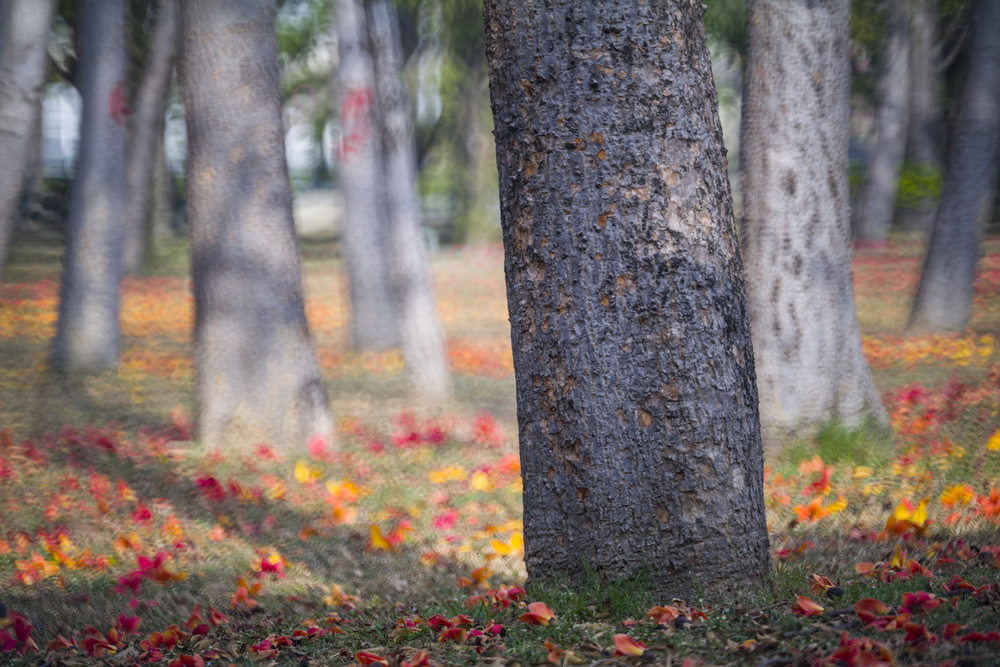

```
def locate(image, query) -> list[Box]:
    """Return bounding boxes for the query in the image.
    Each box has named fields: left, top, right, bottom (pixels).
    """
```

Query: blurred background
left=4, top=0, right=994, bottom=260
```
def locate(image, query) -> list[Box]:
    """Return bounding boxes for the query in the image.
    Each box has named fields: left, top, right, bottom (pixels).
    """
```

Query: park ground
left=1, top=235, right=999, bottom=665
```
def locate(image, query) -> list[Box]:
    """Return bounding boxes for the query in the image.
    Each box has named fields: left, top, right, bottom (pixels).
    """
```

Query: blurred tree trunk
left=52, top=0, right=128, bottom=370
left=180, top=0, right=334, bottom=448
left=485, top=0, right=771, bottom=599
left=900, top=0, right=945, bottom=234
left=335, top=0, right=450, bottom=398
left=855, top=0, right=909, bottom=246
left=908, top=0, right=1000, bottom=332
left=0, top=0, right=56, bottom=282
left=457, top=74, right=498, bottom=243
left=149, top=117, right=175, bottom=241
left=336, top=0, right=399, bottom=350
left=122, top=0, right=178, bottom=274
left=740, top=0, right=886, bottom=453
left=368, top=0, right=449, bottom=399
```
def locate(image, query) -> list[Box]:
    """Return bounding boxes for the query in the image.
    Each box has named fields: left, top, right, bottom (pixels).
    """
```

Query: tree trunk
left=0, top=0, right=56, bottom=281
left=367, top=0, right=450, bottom=400
left=855, top=0, right=910, bottom=246
left=122, top=0, right=178, bottom=275
left=908, top=0, right=1000, bottom=332
left=485, top=0, right=771, bottom=600
left=336, top=0, right=399, bottom=350
left=149, top=116, right=175, bottom=241
left=740, top=0, right=886, bottom=453
left=901, top=0, right=945, bottom=234
left=52, top=0, right=128, bottom=370
left=179, top=0, right=334, bottom=449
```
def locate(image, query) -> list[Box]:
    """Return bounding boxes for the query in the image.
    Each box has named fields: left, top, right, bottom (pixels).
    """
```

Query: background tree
left=0, top=0, right=57, bottom=282
left=52, top=0, right=128, bottom=371
left=336, top=0, right=450, bottom=398
left=485, top=0, right=771, bottom=598
left=368, top=0, right=449, bottom=399
left=179, top=0, right=334, bottom=448
left=855, top=0, right=910, bottom=245
left=901, top=0, right=946, bottom=234
left=121, top=0, right=178, bottom=274
left=908, top=0, right=1000, bottom=332
left=336, top=0, right=399, bottom=351
left=740, top=0, right=887, bottom=452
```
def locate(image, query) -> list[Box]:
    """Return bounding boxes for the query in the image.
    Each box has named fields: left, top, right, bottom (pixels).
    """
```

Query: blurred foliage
left=703, top=0, right=746, bottom=56
left=897, top=161, right=944, bottom=209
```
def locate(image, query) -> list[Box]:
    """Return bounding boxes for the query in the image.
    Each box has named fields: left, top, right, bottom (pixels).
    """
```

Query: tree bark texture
left=336, top=0, right=400, bottom=350
left=902, top=0, right=944, bottom=234
left=485, top=0, right=771, bottom=600
left=122, top=0, right=178, bottom=275
left=0, top=0, right=57, bottom=282
left=180, top=0, right=334, bottom=449
left=368, top=0, right=450, bottom=400
left=740, top=0, right=886, bottom=452
left=52, top=0, right=128, bottom=370
left=855, top=0, right=909, bottom=246
left=908, top=0, right=1000, bottom=332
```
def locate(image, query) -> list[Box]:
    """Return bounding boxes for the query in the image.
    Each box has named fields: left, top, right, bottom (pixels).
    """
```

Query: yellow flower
left=987, top=430, right=1000, bottom=452
left=853, top=466, right=874, bottom=479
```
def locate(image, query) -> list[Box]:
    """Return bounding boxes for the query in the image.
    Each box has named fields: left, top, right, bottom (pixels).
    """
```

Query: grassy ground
left=0, top=235, right=999, bottom=666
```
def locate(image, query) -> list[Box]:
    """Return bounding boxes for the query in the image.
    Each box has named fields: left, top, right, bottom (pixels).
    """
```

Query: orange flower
left=518, top=601, right=556, bottom=625
left=612, top=634, right=646, bottom=656
left=791, top=595, right=824, bottom=617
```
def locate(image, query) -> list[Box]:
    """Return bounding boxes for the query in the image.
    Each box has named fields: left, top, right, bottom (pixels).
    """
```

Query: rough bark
left=0, top=0, right=57, bottom=281
left=122, top=0, right=178, bottom=274
left=179, top=0, right=334, bottom=449
left=485, top=0, right=771, bottom=600
left=901, top=0, right=945, bottom=234
left=336, top=0, right=399, bottom=350
left=740, top=0, right=886, bottom=452
left=908, top=0, right=1000, bottom=332
left=855, top=0, right=909, bottom=246
left=368, top=0, right=450, bottom=400
left=52, top=0, right=128, bottom=370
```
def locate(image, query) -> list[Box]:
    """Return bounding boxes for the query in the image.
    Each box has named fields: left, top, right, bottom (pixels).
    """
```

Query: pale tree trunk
left=122, top=0, right=178, bottom=274
left=367, top=0, right=450, bottom=400
left=740, top=0, right=886, bottom=453
left=908, top=0, right=1000, bottom=332
left=901, top=0, right=945, bottom=234
left=336, top=0, right=399, bottom=350
left=180, top=0, right=334, bottom=449
left=0, top=0, right=56, bottom=282
left=52, top=0, right=128, bottom=371
left=485, top=0, right=771, bottom=600
left=149, top=118, right=175, bottom=241
left=855, top=0, right=909, bottom=246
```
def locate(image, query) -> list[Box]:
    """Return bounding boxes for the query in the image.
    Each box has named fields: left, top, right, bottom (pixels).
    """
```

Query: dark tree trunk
left=485, top=0, right=771, bottom=600
left=368, top=0, right=450, bottom=400
left=179, top=0, right=334, bottom=449
left=900, top=0, right=945, bottom=234
left=122, top=0, right=178, bottom=274
left=855, top=0, right=909, bottom=245
left=336, top=0, right=399, bottom=351
left=0, top=0, right=57, bottom=281
left=740, top=0, right=886, bottom=453
left=908, top=0, right=1000, bottom=332
left=52, top=0, right=128, bottom=370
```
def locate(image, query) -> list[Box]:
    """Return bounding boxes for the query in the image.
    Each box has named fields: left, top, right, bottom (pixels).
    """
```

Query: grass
left=0, top=234, right=999, bottom=665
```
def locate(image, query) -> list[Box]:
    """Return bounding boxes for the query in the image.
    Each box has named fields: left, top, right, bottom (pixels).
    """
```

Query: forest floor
left=0, top=235, right=999, bottom=666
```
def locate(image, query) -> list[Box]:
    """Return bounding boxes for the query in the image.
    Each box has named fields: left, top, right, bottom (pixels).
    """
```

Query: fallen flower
left=791, top=595, right=824, bottom=617
left=612, top=633, right=646, bottom=657
left=518, top=601, right=556, bottom=626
